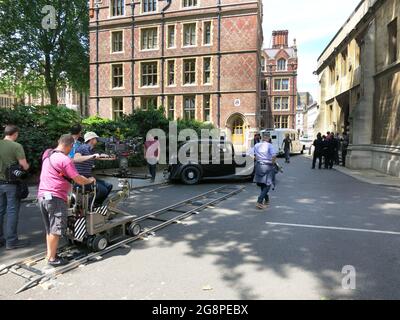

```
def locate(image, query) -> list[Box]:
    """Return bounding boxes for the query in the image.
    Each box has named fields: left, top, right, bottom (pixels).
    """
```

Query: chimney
left=272, top=30, right=289, bottom=49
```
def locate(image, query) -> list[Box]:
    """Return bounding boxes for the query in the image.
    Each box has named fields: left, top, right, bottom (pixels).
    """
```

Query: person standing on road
left=312, top=133, right=323, bottom=170
left=282, top=134, right=293, bottom=164
left=341, top=132, right=349, bottom=167
left=38, top=134, right=95, bottom=266
left=0, top=125, right=30, bottom=250
left=144, top=135, right=160, bottom=183
left=250, top=133, right=277, bottom=210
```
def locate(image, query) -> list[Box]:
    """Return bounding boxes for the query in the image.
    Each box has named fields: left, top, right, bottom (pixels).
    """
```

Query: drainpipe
left=131, top=1, right=136, bottom=112
left=95, top=4, right=100, bottom=115
left=161, top=0, right=172, bottom=111
left=217, top=0, right=222, bottom=128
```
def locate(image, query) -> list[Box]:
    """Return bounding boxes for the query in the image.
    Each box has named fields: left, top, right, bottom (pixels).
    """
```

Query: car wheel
left=181, top=166, right=201, bottom=185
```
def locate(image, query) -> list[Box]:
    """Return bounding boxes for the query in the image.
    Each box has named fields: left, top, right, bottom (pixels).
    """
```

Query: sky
left=262, top=0, right=361, bottom=102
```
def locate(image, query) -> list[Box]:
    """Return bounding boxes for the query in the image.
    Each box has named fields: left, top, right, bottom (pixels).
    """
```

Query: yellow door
left=232, top=119, right=244, bottom=145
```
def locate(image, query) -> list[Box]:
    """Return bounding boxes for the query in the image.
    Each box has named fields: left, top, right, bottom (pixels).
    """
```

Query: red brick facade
left=261, top=30, right=298, bottom=129
left=89, top=0, right=265, bottom=148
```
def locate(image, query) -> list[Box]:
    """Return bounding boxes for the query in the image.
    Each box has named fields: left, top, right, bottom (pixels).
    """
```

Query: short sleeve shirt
left=0, top=140, right=26, bottom=181
left=69, top=140, right=82, bottom=159
left=38, top=150, right=80, bottom=202
left=253, top=142, right=277, bottom=162
left=74, top=144, right=95, bottom=178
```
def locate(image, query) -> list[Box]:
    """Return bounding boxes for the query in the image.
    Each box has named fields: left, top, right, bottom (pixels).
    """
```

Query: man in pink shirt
left=38, top=134, right=95, bottom=267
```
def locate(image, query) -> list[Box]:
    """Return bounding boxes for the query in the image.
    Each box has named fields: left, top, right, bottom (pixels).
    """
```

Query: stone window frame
left=182, top=22, right=198, bottom=48
left=140, top=26, right=160, bottom=51
left=183, top=95, right=197, bottom=120
left=182, top=58, right=197, bottom=86
left=166, top=59, right=177, bottom=87
left=388, top=18, right=398, bottom=65
left=260, top=97, right=267, bottom=111
left=141, top=0, right=158, bottom=14
left=182, top=0, right=199, bottom=9
left=166, top=24, right=177, bottom=49
left=139, top=60, right=160, bottom=88
left=202, top=56, right=212, bottom=86
left=167, top=95, right=175, bottom=120
left=273, top=96, right=289, bottom=111
left=140, top=96, right=159, bottom=110
left=109, top=0, right=125, bottom=18
left=203, top=94, right=211, bottom=122
left=273, top=78, right=290, bottom=91
left=261, top=79, right=267, bottom=91
left=277, top=58, right=287, bottom=71
left=112, top=97, right=124, bottom=120
left=110, top=29, right=124, bottom=54
left=111, top=63, right=124, bottom=90
left=202, top=20, right=213, bottom=46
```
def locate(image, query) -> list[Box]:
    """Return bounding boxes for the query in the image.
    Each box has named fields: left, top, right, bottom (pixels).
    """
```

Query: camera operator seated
left=73, top=132, right=116, bottom=207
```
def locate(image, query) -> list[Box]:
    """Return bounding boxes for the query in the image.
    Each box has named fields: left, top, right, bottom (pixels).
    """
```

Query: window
left=329, top=63, right=335, bottom=85
left=183, top=0, right=197, bottom=7
left=261, top=79, right=267, bottom=91
left=273, top=97, right=289, bottom=111
left=183, top=59, right=196, bottom=85
left=203, top=57, right=211, bottom=84
left=261, top=97, right=267, bottom=111
left=167, top=25, right=175, bottom=48
left=111, top=31, right=123, bottom=53
left=274, top=78, right=289, bottom=91
left=143, top=0, right=157, bottom=13
left=184, top=96, right=196, bottom=120
left=204, top=21, right=211, bottom=45
left=167, top=60, right=175, bottom=86
left=261, top=57, right=266, bottom=72
left=168, top=96, right=175, bottom=119
left=183, top=23, right=196, bottom=47
left=203, top=95, right=211, bottom=121
left=112, top=98, right=124, bottom=120
left=112, top=64, right=123, bottom=88
left=111, top=0, right=124, bottom=16
left=141, top=28, right=158, bottom=50
left=274, top=115, right=289, bottom=129
left=341, top=49, right=348, bottom=76
left=277, top=58, right=287, bottom=71
left=388, top=18, right=398, bottom=64
left=141, top=96, right=158, bottom=110
left=141, top=62, right=158, bottom=87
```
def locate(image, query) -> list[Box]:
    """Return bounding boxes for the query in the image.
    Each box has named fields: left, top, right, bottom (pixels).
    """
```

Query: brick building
left=89, top=0, right=265, bottom=149
left=261, top=30, right=298, bottom=129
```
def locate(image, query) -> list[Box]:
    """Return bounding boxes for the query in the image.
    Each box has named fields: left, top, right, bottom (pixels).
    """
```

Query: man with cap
left=74, top=132, right=115, bottom=206
left=249, top=132, right=277, bottom=210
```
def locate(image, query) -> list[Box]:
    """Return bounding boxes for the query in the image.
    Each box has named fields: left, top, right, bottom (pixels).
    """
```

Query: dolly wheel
left=91, top=235, right=108, bottom=252
left=128, top=223, right=142, bottom=237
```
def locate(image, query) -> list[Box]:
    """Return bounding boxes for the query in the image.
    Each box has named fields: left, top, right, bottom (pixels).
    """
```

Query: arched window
left=277, top=58, right=287, bottom=71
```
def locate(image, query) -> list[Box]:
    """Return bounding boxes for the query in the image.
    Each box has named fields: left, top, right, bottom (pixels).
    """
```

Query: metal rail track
left=0, top=185, right=244, bottom=294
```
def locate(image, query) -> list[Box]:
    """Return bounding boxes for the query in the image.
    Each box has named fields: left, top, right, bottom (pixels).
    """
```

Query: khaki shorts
left=39, top=197, right=68, bottom=236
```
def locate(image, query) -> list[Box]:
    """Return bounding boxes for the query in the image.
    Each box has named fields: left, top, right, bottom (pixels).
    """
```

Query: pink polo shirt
left=38, top=150, right=80, bottom=202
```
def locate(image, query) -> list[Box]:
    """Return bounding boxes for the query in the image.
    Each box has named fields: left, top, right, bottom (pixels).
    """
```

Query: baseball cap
left=84, top=132, right=99, bottom=143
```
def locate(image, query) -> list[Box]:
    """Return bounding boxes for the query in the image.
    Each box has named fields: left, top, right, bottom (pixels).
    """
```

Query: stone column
left=347, top=19, right=375, bottom=169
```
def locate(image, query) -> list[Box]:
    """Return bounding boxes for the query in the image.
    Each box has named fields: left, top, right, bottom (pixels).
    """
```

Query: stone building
left=261, top=30, right=298, bottom=129
left=296, top=92, right=313, bottom=136
left=89, top=0, right=265, bottom=149
left=316, top=0, right=399, bottom=177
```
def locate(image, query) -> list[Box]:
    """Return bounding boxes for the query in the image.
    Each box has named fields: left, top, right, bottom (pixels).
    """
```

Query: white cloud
left=262, top=0, right=361, bottom=100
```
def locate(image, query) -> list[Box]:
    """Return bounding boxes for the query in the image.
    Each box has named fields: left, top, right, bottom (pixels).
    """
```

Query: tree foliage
left=0, top=0, right=89, bottom=104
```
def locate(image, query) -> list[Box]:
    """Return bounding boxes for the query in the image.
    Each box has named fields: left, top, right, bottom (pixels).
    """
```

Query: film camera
left=98, top=136, right=144, bottom=178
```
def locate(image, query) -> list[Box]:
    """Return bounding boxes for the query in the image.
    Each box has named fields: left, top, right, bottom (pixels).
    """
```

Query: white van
left=260, top=129, right=305, bottom=156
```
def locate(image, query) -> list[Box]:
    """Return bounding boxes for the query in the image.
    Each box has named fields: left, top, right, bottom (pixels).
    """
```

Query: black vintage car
left=166, top=139, right=254, bottom=185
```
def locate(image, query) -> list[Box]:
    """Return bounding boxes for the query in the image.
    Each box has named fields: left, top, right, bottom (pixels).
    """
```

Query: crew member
left=144, top=135, right=160, bottom=183
left=74, top=132, right=115, bottom=206
left=38, top=134, right=95, bottom=266
left=69, top=124, right=83, bottom=159
left=282, top=133, right=293, bottom=164
left=0, top=125, right=30, bottom=250
left=250, top=133, right=277, bottom=210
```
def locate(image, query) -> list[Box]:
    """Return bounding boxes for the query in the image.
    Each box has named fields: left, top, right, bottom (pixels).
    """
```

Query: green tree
left=0, top=0, right=89, bottom=104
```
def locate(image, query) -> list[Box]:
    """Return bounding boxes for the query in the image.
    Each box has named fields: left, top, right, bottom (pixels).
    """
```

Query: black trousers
left=342, top=150, right=348, bottom=167
left=312, top=153, right=322, bottom=169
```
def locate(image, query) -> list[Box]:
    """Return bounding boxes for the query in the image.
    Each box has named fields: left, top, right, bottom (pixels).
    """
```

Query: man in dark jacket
left=312, top=133, right=323, bottom=169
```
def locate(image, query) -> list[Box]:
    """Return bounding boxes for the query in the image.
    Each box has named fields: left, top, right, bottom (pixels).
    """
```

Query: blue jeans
left=258, top=184, right=271, bottom=204
left=95, top=179, right=113, bottom=206
left=0, top=184, right=21, bottom=245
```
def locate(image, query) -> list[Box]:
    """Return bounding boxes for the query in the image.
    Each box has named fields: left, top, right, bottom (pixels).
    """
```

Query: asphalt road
left=1, top=155, right=400, bottom=300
